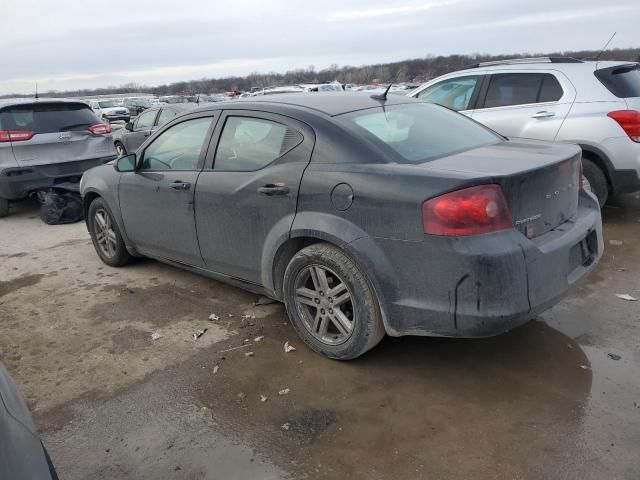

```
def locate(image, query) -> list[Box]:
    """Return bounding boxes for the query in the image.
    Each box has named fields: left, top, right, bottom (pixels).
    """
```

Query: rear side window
left=340, top=103, right=501, bottom=163
left=157, top=108, right=177, bottom=126
left=0, top=103, right=99, bottom=133
left=213, top=117, right=302, bottom=171
left=483, top=73, right=563, bottom=108
left=538, top=74, right=563, bottom=102
left=595, top=64, right=640, bottom=98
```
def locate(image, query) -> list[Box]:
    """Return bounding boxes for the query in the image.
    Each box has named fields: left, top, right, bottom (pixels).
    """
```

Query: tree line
left=7, top=47, right=640, bottom=98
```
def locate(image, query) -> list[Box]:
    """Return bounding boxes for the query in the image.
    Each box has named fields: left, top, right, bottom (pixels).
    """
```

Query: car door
left=195, top=111, right=314, bottom=284
left=124, top=108, right=158, bottom=152
left=471, top=71, right=576, bottom=141
left=119, top=113, right=217, bottom=266
left=412, top=74, right=483, bottom=117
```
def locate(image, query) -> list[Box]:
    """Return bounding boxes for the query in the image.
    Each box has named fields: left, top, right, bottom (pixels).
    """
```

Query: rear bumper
left=0, top=156, right=116, bottom=200
left=353, top=190, right=603, bottom=337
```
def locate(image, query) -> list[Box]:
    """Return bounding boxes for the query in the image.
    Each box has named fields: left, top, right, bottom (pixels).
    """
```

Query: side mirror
left=115, top=154, right=137, bottom=172
left=125, top=122, right=134, bottom=131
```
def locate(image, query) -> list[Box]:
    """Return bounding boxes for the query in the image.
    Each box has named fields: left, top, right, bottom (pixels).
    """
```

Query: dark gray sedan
left=80, top=93, right=602, bottom=359
left=0, top=362, right=58, bottom=479
left=112, top=103, right=196, bottom=157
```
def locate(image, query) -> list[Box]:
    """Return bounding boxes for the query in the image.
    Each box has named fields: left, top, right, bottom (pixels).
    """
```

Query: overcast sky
left=1, top=0, right=638, bottom=94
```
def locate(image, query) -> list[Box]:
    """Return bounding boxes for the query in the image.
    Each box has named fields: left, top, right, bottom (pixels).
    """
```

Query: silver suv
left=408, top=57, right=640, bottom=206
left=0, top=99, right=117, bottom=217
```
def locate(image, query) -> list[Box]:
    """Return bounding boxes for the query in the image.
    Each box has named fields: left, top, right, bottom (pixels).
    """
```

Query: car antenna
left=35, top=82, right=38, bottom=99
left=595, top=32, right=616, bottom=63
left=371, top=82, right=393, bottom=102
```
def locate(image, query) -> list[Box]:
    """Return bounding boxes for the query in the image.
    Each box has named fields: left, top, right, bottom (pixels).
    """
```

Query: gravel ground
left=1, top=194, right=639, bottom=479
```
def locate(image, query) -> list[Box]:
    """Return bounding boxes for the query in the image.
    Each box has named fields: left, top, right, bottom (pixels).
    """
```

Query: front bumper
left=0, top=156, right=116, bottom=200
left=354, top=190, right=603, bottom=337
left=103, top=113, right=130, bottom=122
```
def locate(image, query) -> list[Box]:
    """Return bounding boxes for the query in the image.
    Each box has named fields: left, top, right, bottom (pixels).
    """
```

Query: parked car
left=408, top=57, right=640, bottom=206
left=88, top=99, right=130, bottom=123
left=123, top=97, right=154, bottom=116
left=0, top=99, right=116, bottom=217
left=0, top=362, right=59, bottom=479
left=80, top=93, right=602, bottom=360
left=112, top=104, right=197, bottom=156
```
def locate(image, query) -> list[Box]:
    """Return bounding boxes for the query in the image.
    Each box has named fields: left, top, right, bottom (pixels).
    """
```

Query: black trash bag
left=36, top=188, right=83, bottom=225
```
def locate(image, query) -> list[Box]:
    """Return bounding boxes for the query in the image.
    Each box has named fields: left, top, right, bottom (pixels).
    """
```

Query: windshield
left=339, top=102, right=502, bottom=163
left=98, top=100, right=119, bottom=108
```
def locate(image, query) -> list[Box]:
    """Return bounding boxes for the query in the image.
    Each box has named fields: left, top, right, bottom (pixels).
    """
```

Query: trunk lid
left=0, top=102, right=114, bottom=167
left=421, top=139, right=582, bottom=238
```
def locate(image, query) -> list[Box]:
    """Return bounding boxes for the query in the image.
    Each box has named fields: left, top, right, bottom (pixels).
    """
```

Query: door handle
left=531, top=111, right=556, bottom=119
left=170, top=181, right=191, bottom=190
left=258, top=183, right=289, bottom=196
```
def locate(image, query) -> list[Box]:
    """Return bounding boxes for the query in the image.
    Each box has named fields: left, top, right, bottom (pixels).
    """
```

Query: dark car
left=123, top=97, right=154, bottom=117
left=80, top=93, right=602, bottom=360
left=112, top=103, right=197, bottom=156
left=0, top=99, right=116, bottom=217
left=0, top=362, right=58, bottom=479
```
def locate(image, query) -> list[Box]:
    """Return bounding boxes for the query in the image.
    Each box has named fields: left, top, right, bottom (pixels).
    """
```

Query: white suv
left=408, top=57, right=640, bottom=206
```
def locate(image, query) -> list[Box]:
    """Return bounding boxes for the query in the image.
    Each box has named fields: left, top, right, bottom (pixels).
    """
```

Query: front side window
left=416, top=76, right=479, bottom=111
left=134, top=109, right=157, bottom=130
left=340, top=103, right=501, bottom=163
left=141, top=117, right=212, bottom=171
left=213, top=117, right=297, bottom=171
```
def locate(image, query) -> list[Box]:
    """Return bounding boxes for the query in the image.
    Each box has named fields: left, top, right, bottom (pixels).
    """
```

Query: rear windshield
left=0, top=102, right=99, bottom=133
left=339, top=102, right=502, bottom=163
left=595, top=64, right=640, bottom=98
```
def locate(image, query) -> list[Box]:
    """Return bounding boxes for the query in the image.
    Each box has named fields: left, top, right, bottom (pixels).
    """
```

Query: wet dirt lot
left=1, top=195, right=639, bottom=480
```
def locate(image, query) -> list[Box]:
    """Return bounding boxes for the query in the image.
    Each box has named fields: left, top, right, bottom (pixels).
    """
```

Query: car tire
left=283, top=243, right=385, bottom=360
left=114, top=141, right=127, bottom=157
left=0, top=198, right=9, bottom=218
left=87, top=197, right=132, bottom=267
left=582, top=158, right=608, bottom=207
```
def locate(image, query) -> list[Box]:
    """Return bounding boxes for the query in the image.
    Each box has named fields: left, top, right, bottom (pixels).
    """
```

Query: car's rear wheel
left=0, top=198, right=9, bottom=218
left=283, top=243, right=385, bottom=360
left=114, top=141, right=126, bottom=157
left=88, top=197, right=132, bottom=267
left=582, top=157, right=608, bottom=207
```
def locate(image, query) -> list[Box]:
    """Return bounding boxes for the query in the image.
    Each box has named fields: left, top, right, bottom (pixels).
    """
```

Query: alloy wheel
left=294, top=265, right=355, bottom=345
left=93, top=209, right=117, bottom=258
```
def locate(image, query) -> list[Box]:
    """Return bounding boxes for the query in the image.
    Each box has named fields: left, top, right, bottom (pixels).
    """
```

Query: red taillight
left=0, top=130, right=35, bottom=142
left=87, top=123, right=112, bottom=135
left=422, top=184, right=513, bottom=236
left=607, top=110, right=640, bottom=142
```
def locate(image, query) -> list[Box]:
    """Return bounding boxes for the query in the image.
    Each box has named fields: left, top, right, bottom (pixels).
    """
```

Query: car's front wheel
left=283, top=243, right=385, bottom=360
left=87, top=197, right=132, bottom=267
left=0, top=198, right=9, bottom=218
left=114, top=141, right=126, bottom=157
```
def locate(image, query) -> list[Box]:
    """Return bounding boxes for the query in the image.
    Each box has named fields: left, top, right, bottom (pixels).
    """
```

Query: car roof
left=213, top=92, right=417, bottom=117
left=0, top=97, right=89, bottom=109
left=164, top=103, right=199, bottom=112
left=450, top=59, right=637, bottom=75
